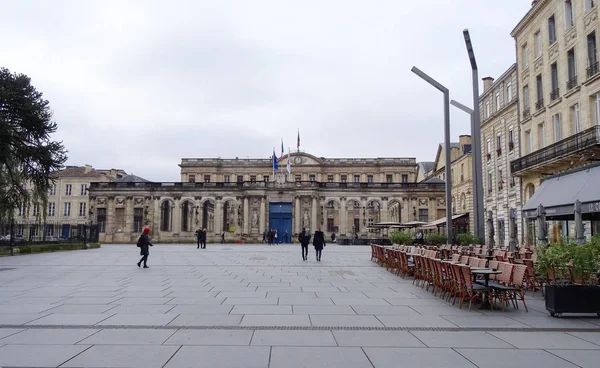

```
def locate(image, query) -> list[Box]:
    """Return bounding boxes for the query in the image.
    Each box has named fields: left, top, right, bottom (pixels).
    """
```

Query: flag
left=272, top=149, right=279, bottom=174
left=280, top=139, right=284, bottom=161
left=287, top=147, right=291, bottom=175
left=297, top=130, right=300, bottom=149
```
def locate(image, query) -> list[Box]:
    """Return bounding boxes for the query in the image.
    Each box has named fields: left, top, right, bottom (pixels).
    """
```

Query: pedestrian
left=201, top=228, right=207, bottom=249
left=313, top=226, right=326, bottom=262
left=331, top=232, right=336, bottom=243
left=274, top=230, right=278, bottom=244
left=221, top=232, right=225, bottom=244
left=284, top=230, right=289, bottom=243
left=196, top=228, right=202, bottom=249
left=136, top=227, right=154, bottom=268
left=298, top=228, right=310, bottom=261
left=262, top=231, right=266, bottom=244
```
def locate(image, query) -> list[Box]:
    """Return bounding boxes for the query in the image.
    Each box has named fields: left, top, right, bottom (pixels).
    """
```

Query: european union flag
left=273, top=150, right=279, bottom=171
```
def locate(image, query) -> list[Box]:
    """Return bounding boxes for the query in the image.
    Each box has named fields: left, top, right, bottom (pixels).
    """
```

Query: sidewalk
left=0, top=244, right=598, bottom=367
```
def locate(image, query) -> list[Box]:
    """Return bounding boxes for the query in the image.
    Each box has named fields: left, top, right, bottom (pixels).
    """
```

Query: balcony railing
left=535, top=99, right=544, bottom=110
left=567, top=76, right=578, bottom=90
left=587, top=61, right=599, bottom=78
left=510, top=125, right=600, bottom=174
left=550, top=88, right=560, bottom=101
left=522, top=107, right=531, bottom=120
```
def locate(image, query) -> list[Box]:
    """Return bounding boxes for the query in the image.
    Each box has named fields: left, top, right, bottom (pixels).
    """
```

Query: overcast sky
left=2, top=0, right=532, bottom=181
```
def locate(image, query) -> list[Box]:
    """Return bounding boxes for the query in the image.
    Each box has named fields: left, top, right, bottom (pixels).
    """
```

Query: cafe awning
left=421, top=213, right=469, bottom=229
left=522, top=164, right=600, bottom=219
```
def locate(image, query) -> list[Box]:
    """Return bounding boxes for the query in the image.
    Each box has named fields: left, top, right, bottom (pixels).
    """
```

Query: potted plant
left=496, top=148, right=502, bottom=156
left=389, top=230, right=413, bottom=245
left=536, top=237, right=600, bottom=317
left=486, top=153, right=491, bottom=160
left=509, top=141, right=514, bottom=150
left=424, top=233, right=447, bottom=246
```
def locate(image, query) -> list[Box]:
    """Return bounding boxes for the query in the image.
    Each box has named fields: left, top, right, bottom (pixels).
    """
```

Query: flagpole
left=272, top=147, right=275, bottom=177
left=288, top=146, right=291, bottom=181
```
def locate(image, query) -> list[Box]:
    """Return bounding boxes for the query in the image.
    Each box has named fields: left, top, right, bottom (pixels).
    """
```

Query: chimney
left=84, top=164, right=93, bottom=173
left=482, top=77, right=494, bottom=92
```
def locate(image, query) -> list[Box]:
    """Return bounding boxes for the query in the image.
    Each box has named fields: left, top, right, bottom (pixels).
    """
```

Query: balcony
left=587, top=61, right=599, bottom=78
left=535, top=99, right=544, bottom=110
left=567, top=76, right=578, bottom=90
left=550, top=88, right=560, bottom=101
left=510, top=125, right=600, bottom=175
left=522, top=107, right=531, bottom=120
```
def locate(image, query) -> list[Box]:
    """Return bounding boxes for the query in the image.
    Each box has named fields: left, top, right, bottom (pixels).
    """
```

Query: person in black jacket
left=298, top=228, right=310, bottom=261
left=313, top=227, right=326, bottom=262
left=200, top=229, right=207, bottom=249
left=137, top=227, right=154, bottom=268
left=196, top=228, right=202, bottom=249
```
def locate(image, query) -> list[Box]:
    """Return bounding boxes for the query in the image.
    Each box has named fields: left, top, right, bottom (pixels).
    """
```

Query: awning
left=421, top=213, right=469, bottom=229
left=522, top=164, right=600, bottom=218
left=395, top=221, right=428, bottom=228
left=371, top=222, right=403, bottom=228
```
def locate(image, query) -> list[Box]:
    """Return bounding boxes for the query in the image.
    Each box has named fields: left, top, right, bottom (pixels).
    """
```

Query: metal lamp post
left=463, top=29, right=485, bottom=240
left=411, top=66, right=453, bottom=244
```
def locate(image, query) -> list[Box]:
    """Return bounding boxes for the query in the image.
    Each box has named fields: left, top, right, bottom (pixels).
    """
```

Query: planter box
left=545, top=285, right=600, bottom=316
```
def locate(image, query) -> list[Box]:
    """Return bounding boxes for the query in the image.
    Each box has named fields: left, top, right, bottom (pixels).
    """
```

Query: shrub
left=424, top=233, right=447, bottom=246
left=389, top=231, right=413, bottom=245
left=536, top=236, right=600, bottom=286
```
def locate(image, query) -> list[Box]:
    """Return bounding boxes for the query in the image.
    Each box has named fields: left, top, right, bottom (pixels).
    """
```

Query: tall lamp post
left=463, top=29, right=485, bottom=240
left=411, top=66, right=453, bottom=244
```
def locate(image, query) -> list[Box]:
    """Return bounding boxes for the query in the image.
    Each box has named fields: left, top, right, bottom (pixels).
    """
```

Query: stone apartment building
left=6, top=165, right=127, bottom=240
left=479, top=64, right=523, bottom=247
left=420, top=135, right=473, bottom=235
left=511, top=0, right=600, bottom=243
left=88, top=152, right=446, bottom=243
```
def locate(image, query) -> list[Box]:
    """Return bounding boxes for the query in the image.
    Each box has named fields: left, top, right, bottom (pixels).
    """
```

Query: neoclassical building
left=89, top=152, right=446, bottom=243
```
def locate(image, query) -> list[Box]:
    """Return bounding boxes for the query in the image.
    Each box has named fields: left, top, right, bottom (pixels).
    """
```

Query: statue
left=251, top=211, right=259, bottom=228
left=303, top=209, right=310, bottom=229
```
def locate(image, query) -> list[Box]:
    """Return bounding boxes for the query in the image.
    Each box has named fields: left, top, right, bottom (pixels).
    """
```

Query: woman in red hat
left=136, top=228, right=154, bottom=268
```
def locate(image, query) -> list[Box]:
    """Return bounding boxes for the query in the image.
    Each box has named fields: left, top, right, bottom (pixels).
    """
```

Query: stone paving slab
left=0, top=244, right=600, bottom=367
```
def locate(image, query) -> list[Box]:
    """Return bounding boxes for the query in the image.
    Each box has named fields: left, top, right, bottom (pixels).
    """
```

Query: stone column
left=359, top=197, right=367, bottom=234
left=125, top=197, right=134, bottom=234
left=106, top=196, right=115, bottom=240
left=381, top=197, right=389, bottom=223
left=259, top=197, right=266, bottom=234
left=243, top=197, right=249, bottom=235
left=172, top=197, right=181, bottom=234
left=295, top=196, right=301, bottom=234
left=214, top=198, right=223, bottom=235
left=339, top=197, right=347, bottom=235
left=152, top=197, right=160, bottom=238
left=311, top=196, right=318, bottom=232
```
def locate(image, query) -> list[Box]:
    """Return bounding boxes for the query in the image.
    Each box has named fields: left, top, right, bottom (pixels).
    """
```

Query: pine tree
left=0, top=67, right=67, bottom=224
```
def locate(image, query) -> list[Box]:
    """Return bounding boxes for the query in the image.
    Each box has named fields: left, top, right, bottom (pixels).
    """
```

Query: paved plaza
left=0, top=244, right=599, bottom=367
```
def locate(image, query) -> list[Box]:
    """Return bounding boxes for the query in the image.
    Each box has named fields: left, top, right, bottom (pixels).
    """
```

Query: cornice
left=511, top=0, right=551, bottom=38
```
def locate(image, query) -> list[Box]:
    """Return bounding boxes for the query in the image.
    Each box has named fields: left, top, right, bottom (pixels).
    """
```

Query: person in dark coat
left=298, top=228, right=310, bottom=261
left=313, top=227, right=326, bottom=262
left=200, top=229, right=207, bottom=249
left=221, top=232, right=225, bottom=244
left=137, top=227, right=154, bottom=268
left=196, top=229, right=202, bottom=249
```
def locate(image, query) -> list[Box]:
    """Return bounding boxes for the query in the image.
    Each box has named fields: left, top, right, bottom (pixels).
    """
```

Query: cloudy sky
left=2, top=0, right=532, bottom=181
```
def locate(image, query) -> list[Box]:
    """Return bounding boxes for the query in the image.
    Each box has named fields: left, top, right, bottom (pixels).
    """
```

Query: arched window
left=181, top=202, right=192, bottom=232
left=160, top=201, right=172, bottom=232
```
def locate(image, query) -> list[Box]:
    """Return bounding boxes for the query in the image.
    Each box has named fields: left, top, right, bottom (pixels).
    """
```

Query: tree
left=0, top=67, right=67, bottom=224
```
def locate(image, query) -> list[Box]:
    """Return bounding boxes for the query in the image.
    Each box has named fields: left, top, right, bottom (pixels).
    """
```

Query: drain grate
left=328, top=270, right=356, bottom=276
left=5, top=324, right=600, bottom=333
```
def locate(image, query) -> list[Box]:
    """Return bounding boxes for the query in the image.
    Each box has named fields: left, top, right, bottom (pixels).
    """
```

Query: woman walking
left=312, top=227, right=326, bottom=262
left=137, top=228, right=154, bottom=268
left=298, top=228, right=310, bottom=261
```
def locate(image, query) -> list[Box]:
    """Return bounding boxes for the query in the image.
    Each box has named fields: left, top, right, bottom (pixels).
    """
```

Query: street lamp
left=463, top=29, right=485, bottom=240
left=411, top=66, right=453, bottom=243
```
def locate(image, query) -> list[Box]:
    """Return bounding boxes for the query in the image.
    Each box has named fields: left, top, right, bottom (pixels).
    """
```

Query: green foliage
left=456, top=233, right=486, bottom=246
left=536, top=236, right=600, bottom=286
left=424, top=233, right=447, bottom=246
left=0, top=67, right=67, bottom=221
left=7, top=242, right=100, bottom=256
left=389, top=231, right=413, bottom=245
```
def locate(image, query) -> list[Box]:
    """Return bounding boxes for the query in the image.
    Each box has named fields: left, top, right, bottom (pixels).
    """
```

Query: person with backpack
left=313, top=226, right=326, bottom=262
left=298, top=228, right=310, bottom=261
left=200, top=228, right=207, bottom=249
left=137, top=227, right=154, bottom=268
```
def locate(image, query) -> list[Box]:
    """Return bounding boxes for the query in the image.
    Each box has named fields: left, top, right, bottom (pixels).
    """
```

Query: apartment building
left=479, top=65, right=523, bottom=247
left=512, top=0, right=600, bottom=243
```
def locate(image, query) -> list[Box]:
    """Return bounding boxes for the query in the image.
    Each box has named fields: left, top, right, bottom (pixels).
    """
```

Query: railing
left=510, top=125, right=600, bottom=174
left=587, top=61, right=599, bottom=78
left=567, top=76, right=578, bottom=90
left=90, top=181, right=446, bottom=191
left=535, top=99, right=544, bottom=110
left=550, top=88, right=560, bottom=101
left=522, top=107, right=531, bottom=120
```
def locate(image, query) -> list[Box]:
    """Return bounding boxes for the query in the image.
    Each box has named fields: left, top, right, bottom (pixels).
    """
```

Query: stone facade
left=8, top=166, right=126, bottom=240
left=511, top=0, right=600, bottom=243
left=89, top=152, right=446, bottom=243
left=479, top=65, right=524, bottom=246
left=422, top=136, right=473, bottom=233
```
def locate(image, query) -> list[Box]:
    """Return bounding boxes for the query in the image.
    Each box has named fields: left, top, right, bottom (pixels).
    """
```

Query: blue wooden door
left=269, top=202, right=292, bottom=243
left=61, top=224, right=70, bottom=238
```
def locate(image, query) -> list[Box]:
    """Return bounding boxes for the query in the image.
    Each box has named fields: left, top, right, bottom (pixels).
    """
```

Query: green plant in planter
left=424, top=233, right=447, bottom=246
left=456, top=232, right=480, bottom=246
left=389, top=231, right=413, bottom=245
left=536, top=237, right=600, bottom=286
